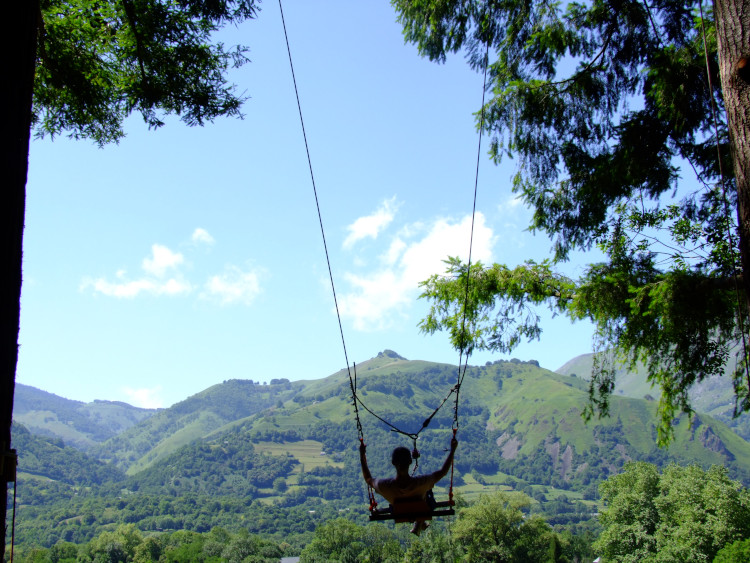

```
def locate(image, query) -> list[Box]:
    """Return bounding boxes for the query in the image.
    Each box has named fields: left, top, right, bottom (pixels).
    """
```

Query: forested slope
left=8, top=351, right=750, bottom=550
left=558, top=353, right=750, bottom=441
left=12, top=384, right=155, bottom=450
left=91, top=378, right=302, bottom=473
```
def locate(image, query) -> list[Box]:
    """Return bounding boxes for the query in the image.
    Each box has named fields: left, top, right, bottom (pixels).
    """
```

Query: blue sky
left=17, top=1, right=596, bottom=409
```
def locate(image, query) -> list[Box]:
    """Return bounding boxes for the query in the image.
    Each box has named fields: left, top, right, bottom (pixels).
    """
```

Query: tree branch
left=530, top=31, right=612, bottom=95
left=121, top=0, right=149, bottom=87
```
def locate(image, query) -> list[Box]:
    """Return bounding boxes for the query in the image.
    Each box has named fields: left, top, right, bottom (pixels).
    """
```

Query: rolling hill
left=15, top=351, right=750, bottom=483
left=78, top=350, right=750, bottom=486
left=8, top=350, right=750, bottom=549
left=12, top=384, right=156, bottom=450
left=556, top=353, right=750, bottom=441
left=91, top=377, right=304, bottom=474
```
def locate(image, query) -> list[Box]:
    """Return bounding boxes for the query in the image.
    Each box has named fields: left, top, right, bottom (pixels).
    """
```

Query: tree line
left=7, top=462, right=750, bottom=562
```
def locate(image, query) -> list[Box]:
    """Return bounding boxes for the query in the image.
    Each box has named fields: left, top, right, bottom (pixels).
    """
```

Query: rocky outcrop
left=545, top=440, right=575, bottom=481
left=496, top=432, right=522, bottom=459
left=698, top=425, right=734, bottom=460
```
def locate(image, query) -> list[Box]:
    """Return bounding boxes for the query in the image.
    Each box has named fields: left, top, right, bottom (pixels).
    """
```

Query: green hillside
left=8, top=351, right=750, bottom=550
left=12, top=384, right=155, bottom=450
left=141, top=352, right=746, bottom=499
left=557, top=353, right=750, bottom=441
left=274, top=356, right=750, bottom=486
left=78, top=351, right=750, bottom=485
left=92, top=378, right=303, bottom=474
left=11, top=423, right=125, bottom=489
left=15, top=352, right=750, bottom=487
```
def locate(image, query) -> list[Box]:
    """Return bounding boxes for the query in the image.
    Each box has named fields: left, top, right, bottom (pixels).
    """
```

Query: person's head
left=391, top=446, right=412, bottom=470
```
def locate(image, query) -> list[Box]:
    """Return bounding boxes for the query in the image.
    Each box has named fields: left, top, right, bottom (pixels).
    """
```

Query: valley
left=7, top=350, right=750, bottom=557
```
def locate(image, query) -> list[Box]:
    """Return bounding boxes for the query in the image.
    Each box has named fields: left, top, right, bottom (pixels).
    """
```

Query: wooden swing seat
left=369, top=492, right=455, bottom=522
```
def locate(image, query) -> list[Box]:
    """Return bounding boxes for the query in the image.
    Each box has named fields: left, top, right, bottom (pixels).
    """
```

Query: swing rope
left=356, top=38, right=491, bottom=500
left=279, top=0, right=489, bottom=514
left=279, top=0, right=378, bottom=506
left=454, top=40, right=491, bottom=430
left=448, top=39, right=491, bottom=500
left=278, top=0, right=353, bottom=379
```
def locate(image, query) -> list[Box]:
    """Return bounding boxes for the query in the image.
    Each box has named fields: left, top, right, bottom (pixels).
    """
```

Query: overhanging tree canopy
left=392, top=0, right=750, bottom=443
left=35, top=0, right=259, bottom=144
left=2, top=0, right=258, bottom=554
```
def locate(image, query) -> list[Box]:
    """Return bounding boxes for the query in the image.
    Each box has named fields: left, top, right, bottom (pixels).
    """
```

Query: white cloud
left=122, top=386, right=164, bottom=409
left=81, top=230, right=264, bottom=307
left=202, top=265, right=263, bottom=306
left=383, top=238, right=407, bottom=266
left=495, top=194, right=535, bottom=251
left=340, top=270, right=411, bottom=330
left=497, top=194, right=530, bottom=228
left=82, top=243, right=191, bottom=298
left=499, top=194, right=524, bottom=212
left=343, top=197, right=399, bottom=249
left=192, top=228, right=215, bottom=245
left=142, top=244, right=184, bottom=278
left=82, top=271, right=192, bottom=298
left=160, top=278, right=192, bottom=295
left=84, top=277, right=154, bottom=298
left=339, top=213, right=494, bottom=330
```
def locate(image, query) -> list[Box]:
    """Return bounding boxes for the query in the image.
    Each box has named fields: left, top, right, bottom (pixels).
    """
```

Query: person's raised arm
left=359, top=440, right=375, bottom=487
left=433, top=435, right=458, bottom=480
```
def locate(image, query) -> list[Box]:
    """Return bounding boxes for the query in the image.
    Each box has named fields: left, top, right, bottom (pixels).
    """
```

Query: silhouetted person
left=359, top=435, right=458, bottom=535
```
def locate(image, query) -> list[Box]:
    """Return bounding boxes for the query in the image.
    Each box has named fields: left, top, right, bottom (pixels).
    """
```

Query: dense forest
left=6, top=354, right=750, bottom=561
left=7, top=463, right=750, bottom=562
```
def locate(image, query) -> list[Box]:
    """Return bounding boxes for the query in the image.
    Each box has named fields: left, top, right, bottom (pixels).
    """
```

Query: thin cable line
left=353, top=380, right=460, bottom=440
left=278, top=2, right=487, bottom=489
left=278, top=0, right=465, bottom=445
left=278, top=0, right=401, bottom=446
left=278, top=0, right=352, bottom=377
left=454, top=41, right=491, bottom=430
left=278, top=0, right=471, bottom=513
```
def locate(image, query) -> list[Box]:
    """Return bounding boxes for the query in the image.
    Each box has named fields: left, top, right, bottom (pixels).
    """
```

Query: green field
left=254, top=439, right=344, bottom=472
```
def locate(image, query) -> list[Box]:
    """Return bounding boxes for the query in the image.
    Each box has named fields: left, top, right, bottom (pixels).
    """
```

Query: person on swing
left=359, top=435, right=458, bottom=535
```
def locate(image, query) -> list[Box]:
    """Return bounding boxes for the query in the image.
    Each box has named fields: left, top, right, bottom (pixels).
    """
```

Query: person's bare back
left=372, top=473, right=439, bottom=504
left=359, top=436, right=458, bottom=535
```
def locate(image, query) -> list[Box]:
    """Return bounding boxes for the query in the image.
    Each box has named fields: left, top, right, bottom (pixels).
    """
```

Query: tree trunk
left=1, top=0, right=38, bottom=556
left=715, top=0, right=750, bottom=316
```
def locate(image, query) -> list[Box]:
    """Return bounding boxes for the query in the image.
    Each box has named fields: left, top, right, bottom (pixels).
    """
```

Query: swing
left=355, top=390, right=462, bottom=522
left=368, top=490, right=455, bottom=522
left=278, top=0, right=490, bottom=523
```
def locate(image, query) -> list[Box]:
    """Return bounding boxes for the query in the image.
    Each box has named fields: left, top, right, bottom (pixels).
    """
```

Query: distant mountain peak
left=377, top=350, right=407, bottom=361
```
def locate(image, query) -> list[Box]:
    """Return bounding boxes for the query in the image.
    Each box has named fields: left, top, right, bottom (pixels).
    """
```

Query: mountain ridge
left=12, top=383, right=157, bottom=450
left=557, top=352, right=750, bottom=441
left=9, top=350, right=750, bottom=549
left=13, top=350, right=750, bottom=483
